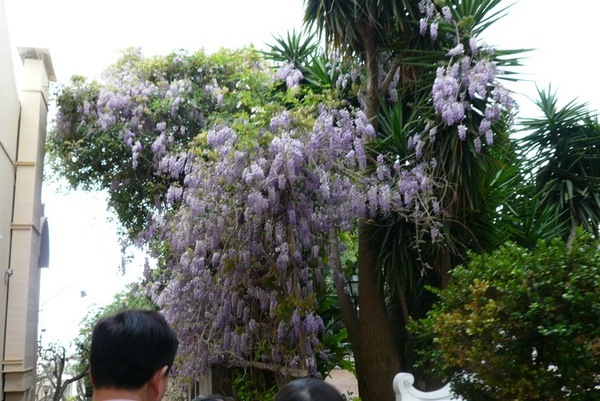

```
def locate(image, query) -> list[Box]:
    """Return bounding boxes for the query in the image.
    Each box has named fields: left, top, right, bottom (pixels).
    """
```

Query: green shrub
left=413, top=230, right=600, bottom=400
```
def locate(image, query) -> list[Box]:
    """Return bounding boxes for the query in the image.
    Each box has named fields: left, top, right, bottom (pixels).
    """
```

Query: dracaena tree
left=301, top=1, right=522, bottom=399
left=518, top=86, right=600, bottom=245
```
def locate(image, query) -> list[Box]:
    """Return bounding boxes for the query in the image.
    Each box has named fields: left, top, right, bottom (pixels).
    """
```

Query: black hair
left=274, top=378, right=345, bottom=401
left=90, top=309, right=179, bottom=389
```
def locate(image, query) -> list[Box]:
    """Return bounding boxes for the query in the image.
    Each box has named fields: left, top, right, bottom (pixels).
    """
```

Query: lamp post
left=38, top=286, right=87, bottom=345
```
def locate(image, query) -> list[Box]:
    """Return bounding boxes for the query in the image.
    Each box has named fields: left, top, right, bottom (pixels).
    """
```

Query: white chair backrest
left=393, top=373, right=463, bottom=401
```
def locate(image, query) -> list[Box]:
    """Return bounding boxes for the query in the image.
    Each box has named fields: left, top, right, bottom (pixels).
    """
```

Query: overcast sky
left=4, top=0, right=600, bottom=346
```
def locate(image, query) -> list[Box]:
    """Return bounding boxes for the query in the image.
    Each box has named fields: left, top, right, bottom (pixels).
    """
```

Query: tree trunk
left=54, top=368, right=88, bottom=401
left=355, top=220, right=400, bottom=401
left=351, top=23, right=401, bottom=401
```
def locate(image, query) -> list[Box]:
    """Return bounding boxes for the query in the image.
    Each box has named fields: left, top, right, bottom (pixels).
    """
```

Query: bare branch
left=53, top=366, right=88, bottom=401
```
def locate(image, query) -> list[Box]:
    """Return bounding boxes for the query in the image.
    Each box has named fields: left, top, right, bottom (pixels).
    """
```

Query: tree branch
left=247, top=361, right=308, bottom=378
left=379, top=56, right=402, bottom=95
left=328, top=229, right=361, bottom=366
left=54, top=366, right=88, bottom=401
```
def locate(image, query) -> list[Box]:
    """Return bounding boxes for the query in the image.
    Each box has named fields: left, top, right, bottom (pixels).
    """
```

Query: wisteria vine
left=148, top=103, right=439, bottom=378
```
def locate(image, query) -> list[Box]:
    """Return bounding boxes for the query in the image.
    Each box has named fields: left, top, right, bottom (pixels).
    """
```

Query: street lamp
left=38, top=287, right=87, bottom=344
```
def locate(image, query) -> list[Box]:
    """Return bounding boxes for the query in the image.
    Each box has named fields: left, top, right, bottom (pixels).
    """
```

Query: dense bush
left=414, top=230, right=600, bottom=400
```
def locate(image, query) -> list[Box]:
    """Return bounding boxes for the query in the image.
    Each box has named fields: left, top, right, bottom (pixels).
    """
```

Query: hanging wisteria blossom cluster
left=275, top=62, right=304, bottom=89
left=417, top=0, right=517, bottom=153
left=148, top=101, right=440, bottom=378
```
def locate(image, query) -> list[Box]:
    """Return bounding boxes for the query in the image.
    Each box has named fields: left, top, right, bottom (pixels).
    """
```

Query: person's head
left=274, top=378, right=344, bottom=401
left=89, top=309, right=179, bottom=391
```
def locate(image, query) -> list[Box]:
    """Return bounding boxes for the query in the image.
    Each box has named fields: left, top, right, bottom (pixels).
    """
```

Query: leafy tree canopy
left=48, top=47, right=277, bottom=237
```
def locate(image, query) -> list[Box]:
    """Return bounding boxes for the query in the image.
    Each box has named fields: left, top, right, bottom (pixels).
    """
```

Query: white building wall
left=1, top=0, right=23, bottom=396
left=0, top=1, right=55, bottom=400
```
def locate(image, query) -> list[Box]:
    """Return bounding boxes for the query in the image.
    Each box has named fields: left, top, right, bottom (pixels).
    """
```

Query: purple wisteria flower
left=269, top=111, right=292, bottom=132
left=275, top=62, right=304, bottom=89
left=158, top=153, right=189, bottom=179
left=447, top=43, right=465, bottom=57
left=458, top=124, right=467, bottom=141
left=430, top=224, right=441, bottom=243
left=413, top=0, right=516, bottom=155
left=156, top=121, right=167, bottom=132
left=442, top=6, right=452, bottom=21
left=469, top=37, right=479, bottom=54
left=432, top=67, right=466, bottom=126
left=473, top=136, right=482, bottom=152
left=204, top=81, right=224, bottom=105
left=243, top=162, right=266, bottom=184
left=465, top=60, right=497, bottom=99
left=479, top=119, right=491, bottom=134
left=421, top=8, right=516, bottom=152
left=166, top=186, right=183, bottom=204
left=419, top=0, right=435, bottom=18
left=430, top=22, right=439, bottom=40
left=485, top=104, right=502, bottom=121
left=207, top=126, right=237, bottom=156
left=420, top=18, right=429, bottom=35
left=131, top=140, right=142, bottom=168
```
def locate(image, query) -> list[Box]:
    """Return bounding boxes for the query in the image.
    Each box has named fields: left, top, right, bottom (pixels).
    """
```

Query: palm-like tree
left=519, top=87, right=600, bottom=244
left=302, top=3, right=421, bottom=399
left=302, top=1, right=522, bottom=400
